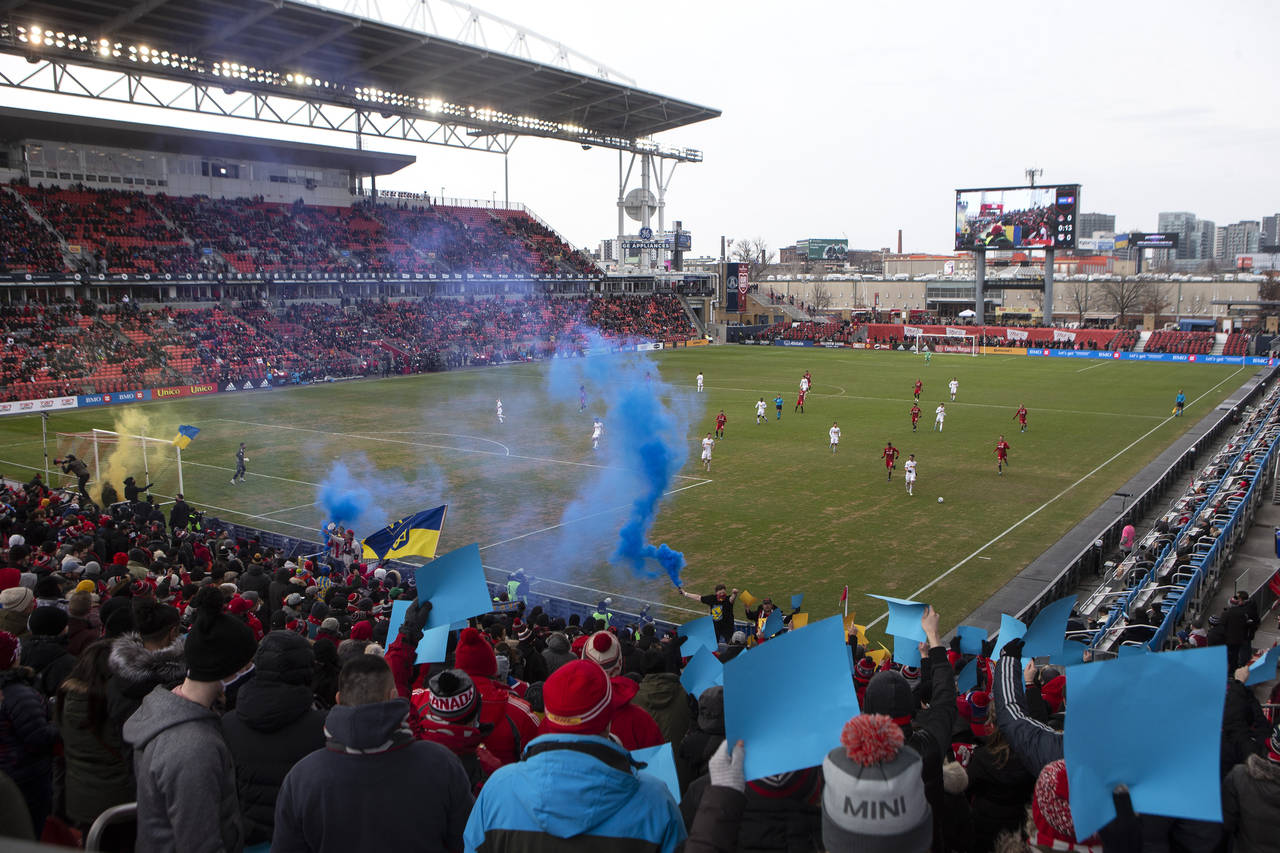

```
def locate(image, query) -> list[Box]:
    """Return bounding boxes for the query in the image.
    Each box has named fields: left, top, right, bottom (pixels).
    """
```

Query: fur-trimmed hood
left=109, top=632, right=186, bottom=698
left=1246, top=753, right=1280, bottom=785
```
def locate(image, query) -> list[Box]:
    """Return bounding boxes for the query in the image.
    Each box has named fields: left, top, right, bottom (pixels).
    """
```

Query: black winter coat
left=964, top=746, right=1035, bottom=850
left=221, top=678, right=327, bottom=845
left=681, top=773, right=821, bottom=853
left=240, top=565, right=271, bottom=597
left=0, top=668, right=56, bottom=826
left=19, top=635, right=76, bottom=699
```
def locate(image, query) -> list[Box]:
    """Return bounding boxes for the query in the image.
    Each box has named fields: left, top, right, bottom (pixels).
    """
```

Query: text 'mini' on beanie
left=821, top=714, right=931, bottom=853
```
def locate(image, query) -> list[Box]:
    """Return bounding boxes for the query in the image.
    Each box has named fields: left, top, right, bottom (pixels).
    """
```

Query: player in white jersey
left=591, top=418, right=603, bottom=450
left=701, top=433, right=715, bottom=472
left=496, top=399, right=504, bottom=424
left=800, top=376, right=810, bottom=394
left=696, top=372, right=704, bottom=393
left=755, top=398, right=768, bottom=424
left=934, top=403, right=946, bottom=432
left=903, top=454, right=917, bottom=495
left=828, top=422, right=841, bottom=454
left=948, top=377, right=959, bottom=401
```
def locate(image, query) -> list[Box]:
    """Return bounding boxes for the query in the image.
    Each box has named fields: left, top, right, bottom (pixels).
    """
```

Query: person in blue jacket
left=464, top=659, right=686, bottom=852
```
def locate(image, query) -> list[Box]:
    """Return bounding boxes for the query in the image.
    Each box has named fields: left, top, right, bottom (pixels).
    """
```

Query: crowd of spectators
left=0, top=484, right=1276, bottom=852
left=0, top=295, right=698, bottom=400
left=3, top=182, right=601, bottom=279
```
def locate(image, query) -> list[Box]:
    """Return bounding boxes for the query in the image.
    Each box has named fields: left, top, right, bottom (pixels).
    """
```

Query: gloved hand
left=708, top=738, right=746, bottom=792
left=980, top=637, right=997, bottom=658
left=950, top=635, right=962, bottom=655
left=400, top=599, right=433, bottom=645
left=1001, top=636, right=1025, bottom=661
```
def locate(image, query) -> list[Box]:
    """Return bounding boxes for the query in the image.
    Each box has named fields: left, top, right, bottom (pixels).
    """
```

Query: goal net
left=908, top=331, right=979, bottom=357
left=55, top=429, right=185, bottom=504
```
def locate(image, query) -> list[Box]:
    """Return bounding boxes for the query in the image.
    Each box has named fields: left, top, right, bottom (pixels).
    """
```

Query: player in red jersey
left=715, top=410, right=727, bottom=438
left=910, top=402, right=921, bottom=432
left=913, top=379, right=923, bottom=401
left=995, top=435, right=1011, bottom=474
left=795, top=389, right=806, bottom=414
left=881, top=441, right=900, bottom=481
left=1013, top=404, right=1028, bottom=433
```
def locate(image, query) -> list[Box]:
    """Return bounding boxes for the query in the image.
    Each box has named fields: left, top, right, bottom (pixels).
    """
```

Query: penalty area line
left=864, top=365, right=1248, bottom=630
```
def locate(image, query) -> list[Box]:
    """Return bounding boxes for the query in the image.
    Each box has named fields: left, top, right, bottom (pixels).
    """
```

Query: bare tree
left=1140, top=282, right=1172, bottom=321
left=731, top=237, right=776, bottom=284
left=1101, top=278, right=1150, bottom=325
left=1065, top=281, right=1092, bottom=325
left=809, top=282, right=834, bottom=314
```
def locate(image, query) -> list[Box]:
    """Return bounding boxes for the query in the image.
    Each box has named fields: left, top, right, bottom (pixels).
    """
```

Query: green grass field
left=0, top=348, right=1251, bottom=635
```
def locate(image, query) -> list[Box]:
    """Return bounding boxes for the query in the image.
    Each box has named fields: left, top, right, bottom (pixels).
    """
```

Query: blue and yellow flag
left=172, top=425, right=200, bottom=450
left=361, top=505, right=447, bottom=561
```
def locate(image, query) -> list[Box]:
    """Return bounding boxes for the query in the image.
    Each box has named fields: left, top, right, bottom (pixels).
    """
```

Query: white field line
left=478, top=477, right=714, bottom=552
left=1076, top=361, right=1112, bottom=373
left=378, top=431, right=511, bottom=455
left=864, top=366, right=1248, bottom=629
left=182, top=460, right=320, bottom=487
left=212, top=418, right=709, bottom=481
left=261, top=501, right=321, bottom=517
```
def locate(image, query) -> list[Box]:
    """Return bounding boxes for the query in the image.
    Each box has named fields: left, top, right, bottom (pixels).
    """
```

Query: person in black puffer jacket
left=19, top=607, right=76, bottom=699
left=680, top=685, right=726, bottom=783
left=221, top=630, right=327, bottom=847
left=239, top=561, right=271, bottom=598
left=105, top=598, right=185, bottom=754
left=0, top=630, right=57, bottom=836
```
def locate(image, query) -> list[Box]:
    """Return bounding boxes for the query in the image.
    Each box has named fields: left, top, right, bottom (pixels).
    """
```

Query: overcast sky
left=9, top=0, right=1280, bottom=254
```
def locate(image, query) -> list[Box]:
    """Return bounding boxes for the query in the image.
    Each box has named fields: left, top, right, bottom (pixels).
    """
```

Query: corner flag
left=361, top=505, right=447, bottom=561
left=172, top=425, right=200, bottom=450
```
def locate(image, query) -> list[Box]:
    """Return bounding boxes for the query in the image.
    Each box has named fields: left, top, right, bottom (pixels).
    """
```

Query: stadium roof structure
left=0, top=106, right=416, bottom=174
left=0, top=0, right=719, bottom=162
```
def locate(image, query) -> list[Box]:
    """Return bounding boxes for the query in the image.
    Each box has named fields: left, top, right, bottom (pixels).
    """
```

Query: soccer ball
left=937, top=497, right=944, bottom=503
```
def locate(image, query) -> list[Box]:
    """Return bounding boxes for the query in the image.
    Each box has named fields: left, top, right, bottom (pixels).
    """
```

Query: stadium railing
left=204, top=517, right=703, bottom=633
left=1011, top=366, right=1277, bottom=631
left=1090, top=382, right=1280, bottom=651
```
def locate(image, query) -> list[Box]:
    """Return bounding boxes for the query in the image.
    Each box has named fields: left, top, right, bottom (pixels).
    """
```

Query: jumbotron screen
left=955, top=184, right=1080, bottom=251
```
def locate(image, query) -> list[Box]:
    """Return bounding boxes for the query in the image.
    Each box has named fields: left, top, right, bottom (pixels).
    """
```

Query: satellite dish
left=623, top=187, right=658, bottom=222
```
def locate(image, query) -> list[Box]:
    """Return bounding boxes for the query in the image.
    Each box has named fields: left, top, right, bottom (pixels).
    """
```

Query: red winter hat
left=349, top=620, right=373, bottom=641
left=112, top=552, right=129, bottom=566
left=570, top=634, right=590, bottom=657
left=455, top=627, right=497, bottom=678
left=1040, top=675, right=1066, bottom=714
left=228, top=596, right=253, bottom=615
left=583, top=631, right=622, bottom=676
left=1032, top=760, right=1099, bottom=850
left=539, top=659, right=623, bottom=736
left=0, top=567, right=20, bottom=591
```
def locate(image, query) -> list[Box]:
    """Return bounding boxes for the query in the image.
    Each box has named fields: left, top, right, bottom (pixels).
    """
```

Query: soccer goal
left=55, top=429, right=185, bottom=500
left=909, top=331, right=979, bottom=357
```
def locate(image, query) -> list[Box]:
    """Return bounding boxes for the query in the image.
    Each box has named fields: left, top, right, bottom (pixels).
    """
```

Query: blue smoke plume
left=544, top=330, right=697, bottom=586
left=314, top=457, right=387, bottom=543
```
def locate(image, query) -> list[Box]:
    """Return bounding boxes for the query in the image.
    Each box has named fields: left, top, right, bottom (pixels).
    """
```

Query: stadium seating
left=0, top=295, right=697, bottom=400
left=3, top=182, right=601, bottom=278
left=1223, top=331, right=1249, bottom=356
left=1142, top=330, right=1214, bottom=355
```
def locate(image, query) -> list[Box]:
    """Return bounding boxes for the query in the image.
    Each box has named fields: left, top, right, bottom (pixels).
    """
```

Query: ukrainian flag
left=361, top=505, right=447, bottom=561
left=172, top=425, right=200, bottom=450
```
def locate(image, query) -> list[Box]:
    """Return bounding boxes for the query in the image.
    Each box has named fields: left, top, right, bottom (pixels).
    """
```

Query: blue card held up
left=868, top=594, right=927, bottom=642
left=791, top=593, right=804, bottom=610
left=956, top=658, right=979, bottom=693
left=678, top=615, right=719, bottom=657
left=1245, top=645, right=1280, bottom=686
left=725, top=615, right=860, bottom=781
left=680, top=646, right=724, bottom=698
left=1064, top=645, right=1226, bottom=839
left=995, top=613, right=1028, bottom=659
left=1022, top=595, right=1078, bottom=660
left=893, top=634, right=922, bottom=667
left=413, top=543, right=492, bottom=631
left=956, top=625, right=988, bottom=656
left=761, top=609, right=784, bottom=639
left=632, top=742, right=681, bottom=804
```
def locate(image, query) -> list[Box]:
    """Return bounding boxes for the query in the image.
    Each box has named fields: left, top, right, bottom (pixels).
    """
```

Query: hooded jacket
left=541, top=633, right=575, bottom=675
left=59, top=684, right=135, bottom=826
left=464, top=733, right=687, bottom=852
left=123, top=685, right=243, bottom=853
left=272, top=698, right=473, bottom=853
left=107, top=633, right=187, bottom=740
left=609, top=676, right=664, bottom=752
left=634, top=672, right=692, bottom=750
left=239, top=564, right=270, bottom=597
left=1222, top=754, right=1280, bottom=853
left=0, top=667, right=57, bottom=828
left=221, top=633, right=327, bottom=846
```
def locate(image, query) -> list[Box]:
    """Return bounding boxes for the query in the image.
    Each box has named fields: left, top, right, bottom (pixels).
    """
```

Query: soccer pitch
left=0, top=348, right=1251, bottom=633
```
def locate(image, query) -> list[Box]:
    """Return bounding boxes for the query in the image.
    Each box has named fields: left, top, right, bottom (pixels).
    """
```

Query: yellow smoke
left=94, top=408, right=177, bottom=504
